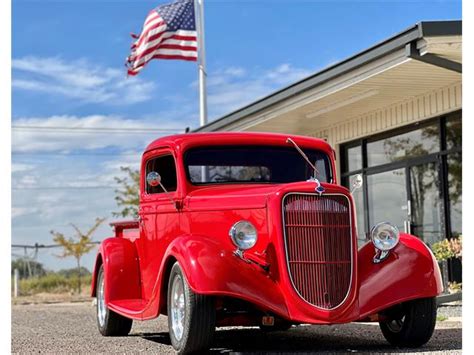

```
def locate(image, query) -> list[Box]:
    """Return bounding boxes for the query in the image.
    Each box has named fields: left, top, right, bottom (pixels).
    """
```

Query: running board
left=108, top=299, right=149, bottom=319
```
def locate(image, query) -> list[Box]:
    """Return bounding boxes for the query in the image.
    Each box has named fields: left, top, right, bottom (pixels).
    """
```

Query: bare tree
left=113, top=167, right=140, bottom=218
left=51, top=218, right=105, bottom=293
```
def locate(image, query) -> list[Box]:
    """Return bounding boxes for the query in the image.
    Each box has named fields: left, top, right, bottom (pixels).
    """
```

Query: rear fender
left=90, top=238, right=141, bottom=302
left=357, top=233, right=442, bottom=318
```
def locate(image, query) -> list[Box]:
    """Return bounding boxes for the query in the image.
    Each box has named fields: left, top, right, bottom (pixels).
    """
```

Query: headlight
left=229, top=221, right=258, bottom=250
left=371, top=222, right=400, bottom=251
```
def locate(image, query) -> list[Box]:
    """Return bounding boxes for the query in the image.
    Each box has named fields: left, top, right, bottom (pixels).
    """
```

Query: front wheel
left=167, top=262, right=216, bottom=354
left=96, top=265, right=133, bottom=336
left=379, top=297, right=437, bottom=347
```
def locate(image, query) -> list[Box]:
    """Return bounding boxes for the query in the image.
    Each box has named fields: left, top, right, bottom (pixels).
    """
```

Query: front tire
left=379, top=297, right=437, bottom=347
left=96, top=265, right=133, bottom=336
left=167, top=262, right=216, bottom=354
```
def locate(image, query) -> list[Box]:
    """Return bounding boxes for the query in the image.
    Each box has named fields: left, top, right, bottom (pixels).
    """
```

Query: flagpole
left=195, top=0, right=208, bottom=182
left=195, top=0, right=208, bottom=127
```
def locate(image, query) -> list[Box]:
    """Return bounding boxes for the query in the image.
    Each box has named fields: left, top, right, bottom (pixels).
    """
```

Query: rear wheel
left=96, top=265, right=133, bottom=336
left=379, top=297, right=437, bottom=347
left=167, top=262, right=216, bottom=354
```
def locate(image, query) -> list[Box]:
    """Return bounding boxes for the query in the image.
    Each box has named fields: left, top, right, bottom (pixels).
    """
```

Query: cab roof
left=144, top=132, right=334, bottom=156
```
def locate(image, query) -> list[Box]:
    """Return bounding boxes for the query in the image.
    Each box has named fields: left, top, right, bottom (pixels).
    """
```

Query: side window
left=146, top=155, right=177, bottom=194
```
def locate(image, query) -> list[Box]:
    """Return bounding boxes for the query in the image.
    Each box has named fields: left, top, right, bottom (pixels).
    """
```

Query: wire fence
left=11, top=242, right=100, bottom=278
left=11, top=242, right=102, bottom=297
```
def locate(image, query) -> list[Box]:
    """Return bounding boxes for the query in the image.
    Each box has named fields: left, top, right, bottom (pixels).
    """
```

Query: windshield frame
left=183, top=144, right=333, bottom=186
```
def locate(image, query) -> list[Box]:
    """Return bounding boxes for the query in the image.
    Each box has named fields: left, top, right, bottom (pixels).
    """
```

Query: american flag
left=126, top=0, right=198, bottom=76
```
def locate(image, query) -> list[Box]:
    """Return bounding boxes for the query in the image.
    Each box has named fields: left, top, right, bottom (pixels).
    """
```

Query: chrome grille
left=282, top=193, right=352, bottom=309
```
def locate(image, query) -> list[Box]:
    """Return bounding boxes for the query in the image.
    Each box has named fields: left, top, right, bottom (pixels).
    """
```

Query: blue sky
left=12, top=0, right=461, bottom=271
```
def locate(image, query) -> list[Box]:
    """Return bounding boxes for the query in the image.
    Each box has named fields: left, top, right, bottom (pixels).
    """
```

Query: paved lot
left=12, top=302, right=461, bottom=354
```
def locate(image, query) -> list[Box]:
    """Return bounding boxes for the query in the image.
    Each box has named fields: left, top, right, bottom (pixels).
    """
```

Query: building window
left=346, top=145, right=362, bottom=171
left=448, top=152, right=462, bottom=238
left=366, top=123, right=439, bottom=167
left=341, top=111, right=462, bottom=249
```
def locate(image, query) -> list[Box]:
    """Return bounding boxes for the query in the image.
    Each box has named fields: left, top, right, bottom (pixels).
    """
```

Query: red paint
left=91, top=132, right=442, bottom=324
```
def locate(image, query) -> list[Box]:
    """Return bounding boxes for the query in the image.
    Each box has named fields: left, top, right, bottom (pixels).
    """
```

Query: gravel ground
left=12, top=302, right=462, bottom=354
left=437, top=305, right=462, bottom=318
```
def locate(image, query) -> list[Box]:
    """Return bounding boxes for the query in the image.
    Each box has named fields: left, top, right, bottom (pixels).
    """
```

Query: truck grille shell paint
left=282, top=193, right=353, bottom=310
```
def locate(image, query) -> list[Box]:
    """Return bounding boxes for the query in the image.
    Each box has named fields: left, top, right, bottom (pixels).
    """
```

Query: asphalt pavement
left=12, top=302, right=462, bottom=354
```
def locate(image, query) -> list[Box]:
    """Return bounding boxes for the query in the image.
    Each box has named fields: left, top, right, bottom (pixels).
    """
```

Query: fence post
left=13, top=268, right=19, bottom=298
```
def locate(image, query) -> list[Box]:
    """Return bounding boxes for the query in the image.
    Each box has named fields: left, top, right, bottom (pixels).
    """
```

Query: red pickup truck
left=91, top=132, right=442, bottom=354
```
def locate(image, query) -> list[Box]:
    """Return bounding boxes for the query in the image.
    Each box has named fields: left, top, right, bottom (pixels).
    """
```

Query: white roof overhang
left=195, top=21, right=462, bottom=135
left=237, top=48, right=460, bottom=134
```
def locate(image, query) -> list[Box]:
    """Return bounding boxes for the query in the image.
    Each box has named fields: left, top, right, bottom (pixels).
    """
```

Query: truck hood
left=185, top=182, right=350, bottom=211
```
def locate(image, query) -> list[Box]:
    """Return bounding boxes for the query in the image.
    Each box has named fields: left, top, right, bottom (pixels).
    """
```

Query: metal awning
left=195, top=20, right=461, bottom=134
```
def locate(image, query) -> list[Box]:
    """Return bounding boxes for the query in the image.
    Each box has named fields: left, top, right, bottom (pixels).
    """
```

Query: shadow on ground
left=136, top=324, right=462, bottom=354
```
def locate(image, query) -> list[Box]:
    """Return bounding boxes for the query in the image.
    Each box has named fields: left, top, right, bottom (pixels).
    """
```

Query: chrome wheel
left=97, top=270, right=106, bottom=328
left=95, top=265, right=132, bottom=336
left=170, top=274, right=186, bottom=341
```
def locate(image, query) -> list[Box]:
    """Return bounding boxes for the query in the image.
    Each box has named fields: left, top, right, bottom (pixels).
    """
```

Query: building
left=196, top=21, right=462, bottom=282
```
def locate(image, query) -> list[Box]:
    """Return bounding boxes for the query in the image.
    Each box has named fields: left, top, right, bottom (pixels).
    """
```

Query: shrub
left=432, top=235, right=462, bottom=262
left=17, top=273, right=92, bottom=295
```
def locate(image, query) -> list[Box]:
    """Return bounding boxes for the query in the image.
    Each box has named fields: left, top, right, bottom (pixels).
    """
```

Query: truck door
left=139, top=150, right=180, bottom=301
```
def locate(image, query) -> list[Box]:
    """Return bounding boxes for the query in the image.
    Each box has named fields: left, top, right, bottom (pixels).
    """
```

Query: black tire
left=96, top=265, right=133, bottom=336
left=379, top=297, right=437, bottom=347
left=167, top=262, right=216, bottom=354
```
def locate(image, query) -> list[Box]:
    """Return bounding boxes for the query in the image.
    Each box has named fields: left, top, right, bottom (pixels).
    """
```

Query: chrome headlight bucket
left=370, top=222, right=400, bottom=263
left=229, top=220, right=258, bottom=250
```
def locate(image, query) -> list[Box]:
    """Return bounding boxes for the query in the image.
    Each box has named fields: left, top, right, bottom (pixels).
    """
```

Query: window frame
left=341, top=111, right=462, bottom=242
left=182, top=144, right=333, bottom=186
left=144, top=153, right=178, bottom=196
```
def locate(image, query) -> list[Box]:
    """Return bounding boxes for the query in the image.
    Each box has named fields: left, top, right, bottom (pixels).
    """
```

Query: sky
left=11, top=0, right=462, bottom=271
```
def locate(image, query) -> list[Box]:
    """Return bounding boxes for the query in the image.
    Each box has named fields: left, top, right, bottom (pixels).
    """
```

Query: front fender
left=90, top=238, right=141, bottom=302
left=163, top=234, right=289, bottom=317
left=357, top=233, right=443, bottom=318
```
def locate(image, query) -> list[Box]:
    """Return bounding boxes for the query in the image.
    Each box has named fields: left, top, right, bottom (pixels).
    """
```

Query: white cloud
left=12, top=163, right=35, bottom=173
left=12, top=207, right=39, bottom=219
left=12, top=56, right=157, bottom=105
left=205, top=63, right=313, bottom=118
left=12, top=114, right=184, bottom=152
left=264, top=63, right=313, bottom=85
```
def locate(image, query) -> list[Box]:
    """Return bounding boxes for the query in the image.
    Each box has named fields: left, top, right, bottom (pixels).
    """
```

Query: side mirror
left=146, top=171, right=161, bottom=187
left=146, top=171, right=179, bottom=209
left=351, top=174, right=363, bottom=193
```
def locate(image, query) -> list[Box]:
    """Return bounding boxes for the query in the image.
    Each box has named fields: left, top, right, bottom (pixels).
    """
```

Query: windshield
left=184, top=145, right=332, bottom=184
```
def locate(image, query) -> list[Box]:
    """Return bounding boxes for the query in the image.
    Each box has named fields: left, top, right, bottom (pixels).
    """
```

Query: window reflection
left=448, top=152, right=462, bottom=237
left=367, top=169, right=407, bottom=232
left=342, top=112, right=461, bottom=249
left=347, top=146, right=362, bottom=171
left=446, top=115, right=462, bottom=150
left=367, top=125, right=439, bottom=167
left=410, top=162, right=441, bottom=247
